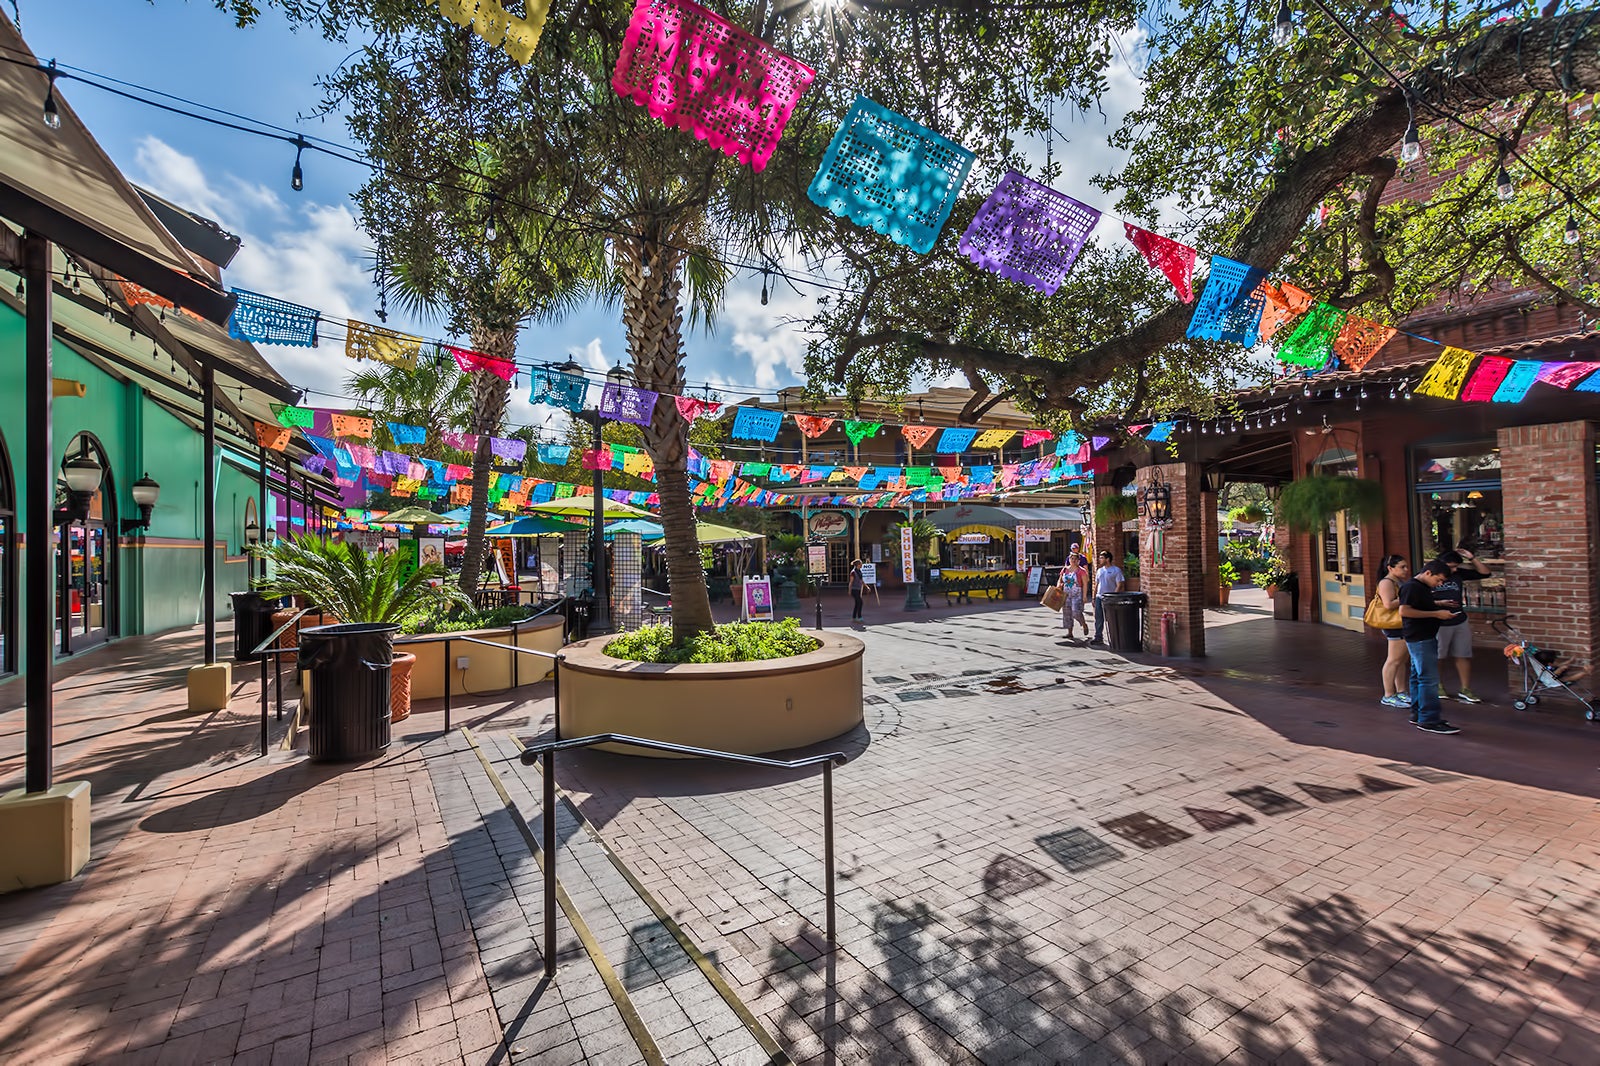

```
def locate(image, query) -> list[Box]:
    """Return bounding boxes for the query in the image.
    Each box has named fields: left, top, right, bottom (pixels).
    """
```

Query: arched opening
left=56, top=433, right=116, bottom=654
left=0, top=429, right=15, bottom=676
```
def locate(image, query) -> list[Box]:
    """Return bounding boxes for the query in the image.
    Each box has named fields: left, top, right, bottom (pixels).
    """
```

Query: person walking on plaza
left=1057, top=551, right=1089, bottom=638
left=1434, top=548, right=1490, bottom=703
left=848, top=559, right=865, bottom=623
left=1090, top=549, right=1125, bottom=646
left=1376, top=554, right=1413, bottom=709
left=1399, top=560, right=1462, bottom=734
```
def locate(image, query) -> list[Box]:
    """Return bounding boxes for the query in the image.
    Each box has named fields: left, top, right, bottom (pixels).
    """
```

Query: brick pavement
left=1, top=602, right=1596, bottom=1064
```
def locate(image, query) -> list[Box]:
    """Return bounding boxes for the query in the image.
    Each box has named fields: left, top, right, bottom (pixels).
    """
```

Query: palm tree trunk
left=458, top=326, right=515, bottom=598
left=617, top=232, right=714, bottom=642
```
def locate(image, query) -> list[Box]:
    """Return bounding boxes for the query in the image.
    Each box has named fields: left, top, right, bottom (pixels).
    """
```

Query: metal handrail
left=249, top=606, right=327, bottom=756
left=518, top=734, right=846, bottom=978
left=391, top=631, right=566, bottom=733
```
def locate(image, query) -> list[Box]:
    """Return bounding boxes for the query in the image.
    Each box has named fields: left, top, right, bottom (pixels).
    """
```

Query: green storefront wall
left=0, top=302, right=262, bottom=674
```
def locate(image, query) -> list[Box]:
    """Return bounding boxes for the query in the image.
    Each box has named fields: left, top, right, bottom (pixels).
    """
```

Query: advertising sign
left=901, top=525, right=915, bottom=580
left=1014, top=525, right=1027, bottom=571
left=742, top=576, right=774, bottom=622
left=807, top=510, right=850, bottom=537
left=860, top=563, right=877, bottom=587
left=418, top=537, right=445, bottom=571
left=1026, top=566, right=1044, bottom=595
left=397, top=539, right=419, bottom=582
left=807, top=543, right=829, bottom=575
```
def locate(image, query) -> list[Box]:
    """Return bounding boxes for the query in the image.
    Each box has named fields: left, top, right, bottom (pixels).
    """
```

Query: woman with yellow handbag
left=1364, top=554, right=1410, bottom=708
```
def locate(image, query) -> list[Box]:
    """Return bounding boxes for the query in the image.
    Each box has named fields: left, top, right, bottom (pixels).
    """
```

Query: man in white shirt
left=1091, top=549, right=1125, bottom=645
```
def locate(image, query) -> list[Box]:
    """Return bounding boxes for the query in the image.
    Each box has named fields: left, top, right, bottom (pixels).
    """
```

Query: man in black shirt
left=1433, top=549, right=1490, bottom=703
left=1399, top=561, right=1461, bottom=734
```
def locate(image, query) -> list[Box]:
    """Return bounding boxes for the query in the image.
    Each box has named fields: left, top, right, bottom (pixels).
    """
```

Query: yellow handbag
left=1363, top=595, right=1401, bottom=630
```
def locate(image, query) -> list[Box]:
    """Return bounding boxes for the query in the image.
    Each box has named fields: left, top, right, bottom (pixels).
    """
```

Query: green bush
left=604, top=618, right=821, bottom=664
left=1095, top=494, right=1139, bottom=525
left=1276, top=475, right=1384, bottom=532
left=1122, top=552, right=1141, bottom=579
left=402, top=604, right=535, bottom=635
left=1219, top=560, right=1240, bottom=587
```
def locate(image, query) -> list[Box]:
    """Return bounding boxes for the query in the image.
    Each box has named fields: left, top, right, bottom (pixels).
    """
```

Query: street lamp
left=57, top=451, right=104, bottom=525
left=121, top=473, right=161, bottom=535
left=562, top=358, right=630, bottom=637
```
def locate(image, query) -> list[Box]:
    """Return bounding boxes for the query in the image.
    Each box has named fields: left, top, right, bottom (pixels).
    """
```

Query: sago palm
left=253, top=535, right=469, bottom=626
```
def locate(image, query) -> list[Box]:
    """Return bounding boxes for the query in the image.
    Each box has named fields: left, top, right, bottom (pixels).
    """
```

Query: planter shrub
left=605, top=618, right=821, bottom=664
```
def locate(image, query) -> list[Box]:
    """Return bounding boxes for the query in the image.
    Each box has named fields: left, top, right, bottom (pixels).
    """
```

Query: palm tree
left=253, top=534, right=468, bottom=626
left=346, top=348, right=472, bottom=459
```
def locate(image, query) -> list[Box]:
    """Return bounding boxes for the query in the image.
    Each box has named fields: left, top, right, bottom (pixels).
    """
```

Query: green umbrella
left=528, top=497, right=654, bottom=519
left=371, top=505, right=449, bottom=526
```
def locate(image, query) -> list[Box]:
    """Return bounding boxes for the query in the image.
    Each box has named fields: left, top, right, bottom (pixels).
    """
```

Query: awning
left=0, top=12, right=233, bottom=322
left=929, top=504, right=1082, bottom=532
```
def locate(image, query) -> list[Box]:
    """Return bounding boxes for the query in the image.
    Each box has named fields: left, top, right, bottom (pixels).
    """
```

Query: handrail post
left=542, top=748, right=557, bottom=978
left=512, top=618, right=520, bottom=690
left=274, top=650, right=284, bottom=720
left=552, top=655, right=562, bottom=740
left=824, top=759, right=835, bottom=948
left=259, top=649, right=269, bottom=756
left=444, top=637, right=452, bottom=734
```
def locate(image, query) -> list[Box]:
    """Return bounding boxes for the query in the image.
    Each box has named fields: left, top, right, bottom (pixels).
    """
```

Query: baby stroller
left=1492, top=617, right=1597, bottom=721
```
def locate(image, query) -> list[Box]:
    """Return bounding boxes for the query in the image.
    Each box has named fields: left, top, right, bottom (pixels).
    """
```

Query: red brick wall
left=1497, top=421, right=1600, bottom=684
left=1138, top=463, right=1205, bottom=657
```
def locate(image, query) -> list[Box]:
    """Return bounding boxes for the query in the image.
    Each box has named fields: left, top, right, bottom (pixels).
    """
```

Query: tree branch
left=1502, top=234, right=1600, bottom=316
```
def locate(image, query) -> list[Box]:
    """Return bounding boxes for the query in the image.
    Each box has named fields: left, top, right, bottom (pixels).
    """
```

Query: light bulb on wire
left=41, top=60, right=61, bottom=130
left=1495, top=162, right=1514, bottom=202
left=1400, top=105, right=1421, bottom=164
left=1566, top=214, right=1581, bottom=245
left=1272, top=0, right=1294, bottom=46
left=290, top=136, right=306, bottom=192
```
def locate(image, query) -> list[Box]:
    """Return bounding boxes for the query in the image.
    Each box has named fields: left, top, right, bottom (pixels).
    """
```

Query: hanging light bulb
left=41, top=60, right=61, bottom=130
left=760, top=267, right=769, bottom=306
left=1334, top=386, right=1343, bottom=398
left=1272, top=0, right=1294, bottom=46
left=1303, top=383, right=1312, bottom=397
left=1388, top=385, right=1397, bottom=399
left=1359, top=387, right=1368, bottom=399
left=485, top=216, right=498, bottom=243
left=1495, top=161, right=1514, bottom=202
left=1566, top=214, right=1581, bottom=245
left=290, top=135, right=306, bottom=192
left=14, top=278, right=23, bottom=298
left=1400, top=97, right=1421, bottom=164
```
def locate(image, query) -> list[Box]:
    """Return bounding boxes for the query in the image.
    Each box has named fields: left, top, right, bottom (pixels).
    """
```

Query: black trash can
left=299, top=623, right=398, bottom=762
left=1102, top=591, right=1148, bottom=652
left=231, top=591, right=275, bottom=662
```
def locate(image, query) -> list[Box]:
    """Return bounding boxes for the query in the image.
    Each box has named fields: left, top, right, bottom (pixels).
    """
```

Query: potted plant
left=1227, top=503, right=1268, bottom=527
left=1095, top=494, right=1139, bottom=526
left=1254, top=556, right=1292, bottom=597
left=1276, top=475, right=1384, bottom=532
left=1006, top=572, right=1027, bottom=600
left=1218, top=560, right=1239, bottom=605
left=1121, top=552, right=1141, bottom=592
left=253, top=534, right=468, bottom=721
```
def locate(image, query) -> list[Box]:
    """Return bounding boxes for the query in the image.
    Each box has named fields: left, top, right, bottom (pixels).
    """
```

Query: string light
left=1566, top=213, right=1581, bottom=245
left=760, top=267, right=769, bottom=306
left=290, top=135, right=306, bottom=192
left=1495, top=148, right=1515, bottom=202
left=1272, top=0, right=1294, bottom=47
left=41, top=59, right=60, bottom=130
left=1400, top=95, right=1421, bottom=164
left=484, top=197, right=499, bottom=243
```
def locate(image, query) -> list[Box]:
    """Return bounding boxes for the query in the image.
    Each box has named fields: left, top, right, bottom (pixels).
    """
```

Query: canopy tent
left=484, top=514, right=586, bottom=537
left=528, top=497, right=655, bottom=519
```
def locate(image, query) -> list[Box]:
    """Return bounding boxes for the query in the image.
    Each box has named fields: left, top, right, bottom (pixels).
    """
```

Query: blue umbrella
left=442, top=506, right=504, bottom=524
left=484, top=514, right=586, bottom=537
left=605, top=518, right=665, bottom=538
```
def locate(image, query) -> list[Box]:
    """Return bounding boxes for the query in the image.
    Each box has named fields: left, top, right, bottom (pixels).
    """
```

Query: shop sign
left=901, top=525, right=915, bottom=580
left=954, top=533, right=991, bottom=544
left=808, top=510, right=850, bottom=537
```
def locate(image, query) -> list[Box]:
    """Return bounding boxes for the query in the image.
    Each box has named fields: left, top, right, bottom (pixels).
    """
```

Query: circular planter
left=558, top=632, right=865, bottom=758
left=390, top=652, right=416, bottom=723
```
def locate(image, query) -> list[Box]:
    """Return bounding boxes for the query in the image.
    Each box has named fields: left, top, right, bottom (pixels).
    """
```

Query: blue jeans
left=1406, top=639, right=1443, bottom=725
left=1093, top=595, right=1106, bottom=641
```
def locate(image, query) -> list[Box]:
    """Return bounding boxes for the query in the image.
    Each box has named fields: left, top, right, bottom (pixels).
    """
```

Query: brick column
left=1138, top=463, right=1205, bottom=657
left=1201, top=493, right=1220, bottom=607
left=1089, top=482, right=1120, bottom=565
left=1498, top=421, right=1600, bottom=684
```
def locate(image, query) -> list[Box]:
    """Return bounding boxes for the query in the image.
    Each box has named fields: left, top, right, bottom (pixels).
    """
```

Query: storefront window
left=1413, top=441, right=1504, bottom=560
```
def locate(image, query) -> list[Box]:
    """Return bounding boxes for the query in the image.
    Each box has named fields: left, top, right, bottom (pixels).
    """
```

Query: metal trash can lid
left=1101, top=591, right=1148, bottom=605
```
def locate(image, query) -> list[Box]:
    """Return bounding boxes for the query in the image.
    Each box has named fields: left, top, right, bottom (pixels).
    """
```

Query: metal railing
left=248, top=606, right=328, bottom=756
left=517, top=734, right=846, bottom=978
left=392, top=631, right=564, bottom=734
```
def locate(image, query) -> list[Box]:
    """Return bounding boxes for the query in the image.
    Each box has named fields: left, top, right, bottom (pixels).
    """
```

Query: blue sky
left=11, top=2, right=1150, bottom=435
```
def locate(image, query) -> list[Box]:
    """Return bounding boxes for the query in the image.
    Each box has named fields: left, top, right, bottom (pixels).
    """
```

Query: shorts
left=1437, top=623, right=1472, bottom=659
left=1382, top=628, right=1403, bottom=640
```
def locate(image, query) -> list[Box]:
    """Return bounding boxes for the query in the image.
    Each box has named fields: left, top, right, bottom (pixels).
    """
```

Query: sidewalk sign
left=742, top=576, right=774, bottom=622
left=807, top=543, right=828, bottom=575
left=1025, top=566, right=1044, bottom=595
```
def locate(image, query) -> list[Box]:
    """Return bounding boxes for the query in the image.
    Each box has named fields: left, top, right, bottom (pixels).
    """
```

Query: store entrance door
left=1319, top=511, right=1365, bottom=632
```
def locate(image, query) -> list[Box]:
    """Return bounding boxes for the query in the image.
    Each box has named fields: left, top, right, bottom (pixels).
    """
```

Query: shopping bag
left=1040, top=586, right=1064, bottom=611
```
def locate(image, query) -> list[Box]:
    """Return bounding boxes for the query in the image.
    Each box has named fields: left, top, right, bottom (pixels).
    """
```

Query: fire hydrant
left=1160, top=611, right=1177, bottom=657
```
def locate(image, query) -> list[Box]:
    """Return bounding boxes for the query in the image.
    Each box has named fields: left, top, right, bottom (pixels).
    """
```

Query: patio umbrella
left=441, top=506, right=504, bottom=524
left=484, top=514, right=586, bottom=537
left=528, top=497, right=655, bottom=519
left=605, top=518, right=664, bottom=538
left=693, top=521, right=765, bottom=544
left=370, top=505, right=449, bottom=526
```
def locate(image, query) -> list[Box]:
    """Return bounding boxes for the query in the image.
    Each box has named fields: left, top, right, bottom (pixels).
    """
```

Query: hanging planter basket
left=1094, top=494, right=1139, bottom=526
left=1277, top=475, right=1384, bottom=532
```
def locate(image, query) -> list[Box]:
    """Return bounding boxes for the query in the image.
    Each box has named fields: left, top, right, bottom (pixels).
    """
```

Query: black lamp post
left=243, top=514, right=261, bottom=582
left=120, top=473, right=161, bottom=535
left=562, top=358, right=629, bottom=637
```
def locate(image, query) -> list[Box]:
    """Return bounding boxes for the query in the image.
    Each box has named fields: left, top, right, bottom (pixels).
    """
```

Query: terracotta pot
left=1218, top=584, right=1231, bottom=606
left=1264, top=584, right=1278, bottom=597
left=270, top=608, right=301, bottom=662
left=390, top=652, right=416, bottom=723
left=1124, top=577, right=1140, bottom=593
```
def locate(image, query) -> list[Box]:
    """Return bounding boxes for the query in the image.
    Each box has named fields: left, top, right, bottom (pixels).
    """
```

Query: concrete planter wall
left=405, top=616, right=564, bottom=700
left=556, top=632, right=865, bottom=758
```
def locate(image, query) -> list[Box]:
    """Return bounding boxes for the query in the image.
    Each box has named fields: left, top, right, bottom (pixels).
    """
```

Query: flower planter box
left=557, top=632, right=865, bottom=758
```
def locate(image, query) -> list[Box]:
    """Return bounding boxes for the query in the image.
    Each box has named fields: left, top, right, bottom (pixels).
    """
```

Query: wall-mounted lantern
left=1142, top=471, right=1172, bottom=528
left=120, top=473, right=161, bottom=534
left=56, top=452, right=104, bottom=525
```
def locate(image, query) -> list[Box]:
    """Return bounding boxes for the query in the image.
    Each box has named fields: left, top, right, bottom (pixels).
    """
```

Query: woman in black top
left=848, top=560, right=865, bottom=622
